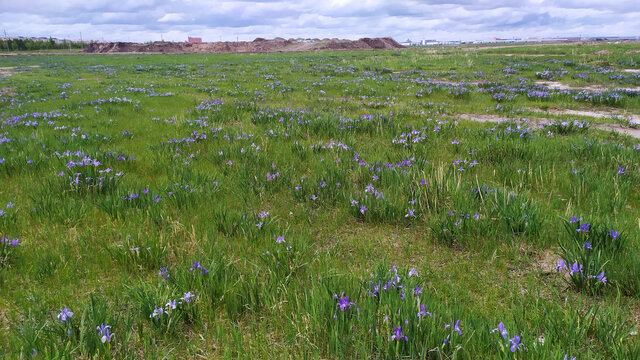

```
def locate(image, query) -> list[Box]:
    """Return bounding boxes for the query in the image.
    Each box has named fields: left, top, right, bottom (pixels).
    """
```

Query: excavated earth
left=84, top=37, right=404, bottom=54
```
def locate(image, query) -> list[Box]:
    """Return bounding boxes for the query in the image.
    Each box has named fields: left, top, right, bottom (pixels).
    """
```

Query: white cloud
left=1, top=0, right=638, bottom=42
left=157, top=13, right=184, bottom=22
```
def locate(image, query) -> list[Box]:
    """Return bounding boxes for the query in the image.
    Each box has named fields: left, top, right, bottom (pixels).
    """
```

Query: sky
left=1, top=0, right=639, bottom=43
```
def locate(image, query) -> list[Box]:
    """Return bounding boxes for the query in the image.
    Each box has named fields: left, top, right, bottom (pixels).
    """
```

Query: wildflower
left=391, top=326, right=408, bottom=341
left=491, top=322, right=508, bottom=339
left=445, top=320, right=462, bottom=335
left=405, top=208, right=416, bottom=218
left=556, top=260, right=566, bottom=272
left=453, top=320, right=462, bottom=335
left=360, top=205, right=366, bottom=215
left=509, top=334, right=523, bottom=352
left=97, top=323, right=113, bottom=343
left=408, top=267, right=418, bottom=277
left=618, top=167, right=625, bottom=175
left=150, top=306, right=164, bottom=319
left=165, top=299, right=177, bottom=310
left=594, top=271, right=607, bottom=284
left=189, top=261, right=208, bottom=275
left=334, top=293, right=356, bottom=311
left=568, top=216, right=582, bottom=224
left=417, top=304, right=432, bottom=318
left=576, top=223, right=590, bottom=233
left=413, top=286, right=422, bottom=295
left=583, top=241, right=592, bottom=250
left=276, top=235, right=285, bottom=244
left=158, top=267, right=169, bottom=281
left=564, top=355, right=577, bottom=360
left=57, top=307, right=73, bottom=324
left=569, top=262, right=583, bottom=277
left=182, top=291, right=194, bottom=304
left=607, top=230, right=619, bottom=240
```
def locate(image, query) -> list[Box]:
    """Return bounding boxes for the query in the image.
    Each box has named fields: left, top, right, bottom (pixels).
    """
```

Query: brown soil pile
left=84, top=37, right=404, bottom=54
left=593, top=50, right=612, bottom=55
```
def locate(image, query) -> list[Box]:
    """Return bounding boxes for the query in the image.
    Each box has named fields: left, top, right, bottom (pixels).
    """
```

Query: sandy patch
left=593, top=50, right=613, bottom=55
left=622, top=69, right=640, bottom=73
left=0, top=65, right=40, bottom=77
left=530, top=107, right=640, bottom=123
left=500, top=54, right=561, bottom=57
left=457, top=112, right=640, bottom=139
left=457, top=114, right=517, bottom=123
left=593, top=124, right=640, bottom=139
left=0, top=87, right=15, bottom=97
left=536, top=80, right=640, bottom=92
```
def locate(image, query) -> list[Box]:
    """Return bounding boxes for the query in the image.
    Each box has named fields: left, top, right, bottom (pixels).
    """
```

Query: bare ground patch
left=457, top=112, right=640, bottom=139
left=0, top=86, right=15, bottom=96
left=593, top=124, right=640, bottom=138
left=0, top=65, right=40, bottom=77
left=529, top=107, right=640, bottom=123
left=536, top=80, right=640, bottom=92
left=457, top=113, right=547, bottom=124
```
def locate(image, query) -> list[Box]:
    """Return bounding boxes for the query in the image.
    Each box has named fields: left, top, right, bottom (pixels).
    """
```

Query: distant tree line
left=0, top=38, right=86, bottom=51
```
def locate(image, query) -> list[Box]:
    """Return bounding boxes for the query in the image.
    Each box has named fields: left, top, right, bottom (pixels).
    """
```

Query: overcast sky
left=1, top=0, right=639, bottom=42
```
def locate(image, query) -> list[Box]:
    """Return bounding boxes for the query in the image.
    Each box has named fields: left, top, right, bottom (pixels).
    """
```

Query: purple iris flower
left=158, top=267, right=169, bottom=281
left=491, top=322, right=508, bottom=339
left=150, top=306, right=164, bottom=319
left=569, top=262, right=583, bottom=277
left=445, top=320, right=462, bottom=335
left=57, top=307, right=73, bottom=324
left=391, top=326, right=408, bottom=341
left=190, top=261, right=208, bottom=275
left=97, top=323, right=113, bottom=343
left=182, top=292, right=194, bottom=304
left=576, top=223, right=590, bottom=233
left=417, top=304, right=433, bottom=319
left=509, top=334, right=523, bottom=352
left=607, top=230, right=619, bottom=240
left=334, top=293, right=356, bottom=311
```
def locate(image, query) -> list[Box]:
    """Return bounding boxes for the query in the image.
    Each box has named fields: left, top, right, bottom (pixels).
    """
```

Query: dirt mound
left=626, top=49, right=640, bottom=54
left=593, top=50, right=612, bottom=55
left=84, top=37, right=405, bottom=54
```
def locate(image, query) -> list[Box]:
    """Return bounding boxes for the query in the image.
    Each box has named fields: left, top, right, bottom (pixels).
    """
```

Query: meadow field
left=0, top=42, right=639, bottom=359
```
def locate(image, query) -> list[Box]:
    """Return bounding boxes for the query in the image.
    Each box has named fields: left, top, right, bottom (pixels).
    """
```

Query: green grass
left=0, top=44, right=639, bottom=359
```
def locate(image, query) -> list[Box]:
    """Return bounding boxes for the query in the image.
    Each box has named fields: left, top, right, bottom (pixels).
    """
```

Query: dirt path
left=491, top=53, right=561, bottom=57
left=0, top=65, right=40, bottom=77
left=536, top=80, right=640, bottom=92
left=593, top=124, right=640, bottom=138
left=0, top=87, right=15, bottom=96
left=529, top=107, right=640, bottom=123
left=457, top=113, right=640, bottom=139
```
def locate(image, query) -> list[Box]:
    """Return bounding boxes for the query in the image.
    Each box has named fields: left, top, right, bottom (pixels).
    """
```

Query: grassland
left=0, top=43, right=639, bottom=359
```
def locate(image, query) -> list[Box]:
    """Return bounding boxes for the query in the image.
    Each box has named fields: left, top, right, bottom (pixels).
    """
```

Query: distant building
left=187, top=37, right=202, bottom=43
